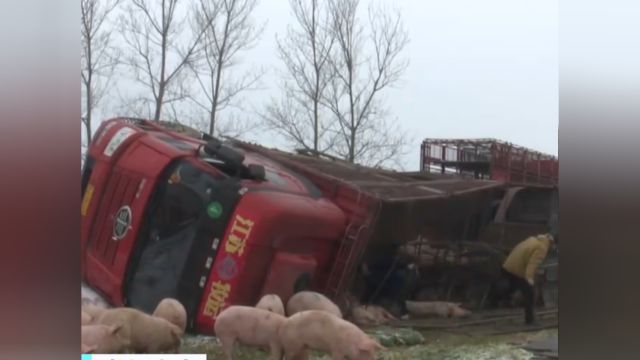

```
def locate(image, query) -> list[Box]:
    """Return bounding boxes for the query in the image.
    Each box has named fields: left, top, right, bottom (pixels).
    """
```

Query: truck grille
left=89, top=170, right=141, bottom=265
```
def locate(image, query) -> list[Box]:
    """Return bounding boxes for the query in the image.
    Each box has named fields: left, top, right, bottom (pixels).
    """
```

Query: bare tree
left=325, top=0, right=409, bottom=166
left=119, top=0, right=208, bottom=121
left=81, top=0, right=121, bottom=144
left=262, top=0, right=336, bottom=153
left=190, top=0, right=263, bottom=136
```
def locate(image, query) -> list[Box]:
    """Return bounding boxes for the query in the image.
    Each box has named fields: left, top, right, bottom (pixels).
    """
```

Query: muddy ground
left=180, top=326, right=558, bottom=359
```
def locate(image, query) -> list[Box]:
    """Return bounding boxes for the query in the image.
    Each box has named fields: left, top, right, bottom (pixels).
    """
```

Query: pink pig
left=94, top=307, right=182, bottom=353
left=82, top=310, right=93, bottom=325
left=153, top=298, right=188, bottom=333
left=286, top=291, right=343, bottom=318
left=255, top=294, right=286, bottom=316
left=81, top=343, right=96, bottom=354
left=405, top=301, right=472, bottom=319
left=279, top=310, right=386, bottom=360
left=82, top=304, right=107, bottom=322
left=351, top=305, right=397, bottom=327
left=214, top=305, right=287, bottom=360
left=81, top=324, right=130, bottom=353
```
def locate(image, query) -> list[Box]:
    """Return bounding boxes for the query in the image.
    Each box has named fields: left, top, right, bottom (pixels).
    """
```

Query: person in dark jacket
left=361, top=254, right=419, bottom=317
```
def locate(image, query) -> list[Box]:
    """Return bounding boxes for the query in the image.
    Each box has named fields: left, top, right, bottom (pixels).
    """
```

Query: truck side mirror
left=203, top=138, right=245, bottom=171
left=200, top=132, right=214, bottom=141
left=215, top=146, right=246, bottom=169
left=203, top=138, right=223, bottom=155
left=247, top=164, right=266, bottom=181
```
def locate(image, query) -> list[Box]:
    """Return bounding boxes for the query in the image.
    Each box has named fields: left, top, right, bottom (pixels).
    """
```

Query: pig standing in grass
left=279, top=310, right=385, bottom=360
left=255, top=294, right=286, bottom=316
left=94, top=307, right=182, bottom=353
left=153, top=298, right=188, bottom=333
left=214, top=305, right=286, bottom=360
left=286, top=291, right=343, bottom=318
left=81, top=324, right=130, bottom=353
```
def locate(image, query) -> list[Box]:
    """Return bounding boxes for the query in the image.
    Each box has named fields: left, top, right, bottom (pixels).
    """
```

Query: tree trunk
left=155, top=6, right=169, bottom=122
left=210, top=8, right=231, bottom=136
left=313, top=97, right=319, bottom=152
left=210, top=62, right=222, bottom=135
left=209, top=105, right=216, bottom=136
left=154, top=84, right=165, bottom=121
left=348, top=65, right=356, bottom=163
left=85, top=75, right=93, bottom=144
left=312, top=0, right=319, bottom=152
left=349, top=127, right=356, bottom=163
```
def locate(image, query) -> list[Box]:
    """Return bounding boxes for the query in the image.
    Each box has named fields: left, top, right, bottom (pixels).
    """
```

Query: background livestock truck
left=81, top=118, right=558, bottom=334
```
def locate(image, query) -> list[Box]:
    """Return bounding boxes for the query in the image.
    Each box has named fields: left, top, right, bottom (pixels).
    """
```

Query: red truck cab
left=81, top=118, right=346, bottom=333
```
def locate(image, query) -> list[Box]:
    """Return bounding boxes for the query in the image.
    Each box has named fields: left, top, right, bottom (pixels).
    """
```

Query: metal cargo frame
left=230, top=140, right=506, bottom=302
left=420, top=138, right=559, bottom=185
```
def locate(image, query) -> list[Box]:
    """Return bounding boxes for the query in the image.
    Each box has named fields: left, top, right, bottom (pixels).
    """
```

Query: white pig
left=94, top=307, right=183, bottom=353
left=153, top=298, right=188, bottom=333
left=82, top=310, right=93, bottom=325
left=82, top=304, right=107, bottom=322
left=214, top=305, right=287, bottom=360
left=81, top=324, right=130, bottom=353
left=405, top=300, right=472, bottom=319
left=255, top=294, right=286, bottom=316
left=279, top=310, right=385, bottom=360
left=351, top=305, right=397, bottom=326
left=286, top=291, right=343, bottom=318
left=81, top=343, right=96, bottom=354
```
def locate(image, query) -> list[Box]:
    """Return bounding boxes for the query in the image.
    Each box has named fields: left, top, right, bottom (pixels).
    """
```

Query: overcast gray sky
left=251, top=0, right=558, bottom=169
left=90, top=0, right=558, bottom=171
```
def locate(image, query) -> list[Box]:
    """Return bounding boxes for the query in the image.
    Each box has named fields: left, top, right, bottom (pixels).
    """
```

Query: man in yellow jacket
left=498, top=233, right=555, bottom=324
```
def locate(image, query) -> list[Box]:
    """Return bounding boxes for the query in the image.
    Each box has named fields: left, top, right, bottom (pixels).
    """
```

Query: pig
left=81, top=324, right=130, bottom=353
left=450, top=305, right=472, bottom=318
left=94, top=307, right=183, bottom=353
left=82, top=310, right=93, bottom=325
left=405, top=301, right=472, bottom=319
left=255, top=294, right=286, bottom=316
left=152, top=298, right=188, bottom=333
left=82, top=304, right=107, bottom=322
left=367, top=305, right=397, bottom=323
left=279, top=310, right=386, bottom=360
left=351, top=305, right=397, bottom=326
left=214, top=305, right=287, bottom=360
left=286, top=291, right=343, bottom=318
left=351, top=305, right=378, bottom=326
left=81, top=343, right=96, bottom=354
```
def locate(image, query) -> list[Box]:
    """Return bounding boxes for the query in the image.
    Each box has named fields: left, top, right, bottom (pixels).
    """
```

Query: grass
left=179, top=327, right=557, bottom=359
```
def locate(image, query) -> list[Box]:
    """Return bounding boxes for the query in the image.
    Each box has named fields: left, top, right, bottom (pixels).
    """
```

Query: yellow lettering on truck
left=224, top=215, right=254, bottom=256
left=203, top=281, right=231, bottom=317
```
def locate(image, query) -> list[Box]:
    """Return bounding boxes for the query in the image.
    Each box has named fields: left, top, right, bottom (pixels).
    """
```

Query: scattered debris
left=365, top=327, right=425, bottom=347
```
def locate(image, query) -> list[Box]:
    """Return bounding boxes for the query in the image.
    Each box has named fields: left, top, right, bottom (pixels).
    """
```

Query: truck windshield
left=125, top=159, right=242, bottom=322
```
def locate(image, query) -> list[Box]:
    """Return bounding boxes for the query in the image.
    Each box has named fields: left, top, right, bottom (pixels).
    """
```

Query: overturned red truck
left=81, top=118, right=558, bottom=333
